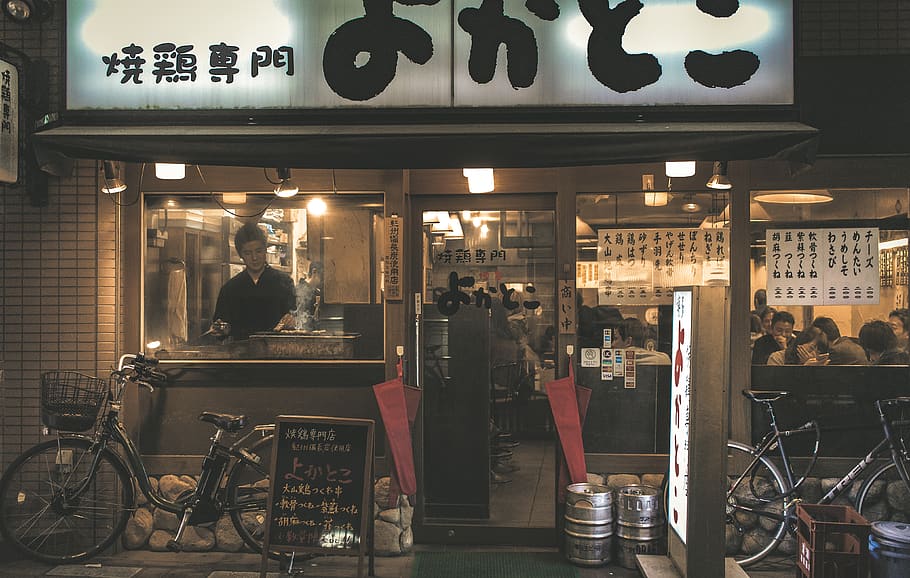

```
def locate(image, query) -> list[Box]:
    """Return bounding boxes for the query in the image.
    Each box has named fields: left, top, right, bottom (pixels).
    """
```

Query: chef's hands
left=273, top=313, right=297, bottom=331
left=210, top=319, right=231, bottom=339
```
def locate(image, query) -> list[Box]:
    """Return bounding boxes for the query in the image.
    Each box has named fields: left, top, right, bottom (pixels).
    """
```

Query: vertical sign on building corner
left=384, top=215, right=402, bottom=301
left=669, top=289, right=693, bottom=544
left=0, top=57, right=18, bottom=184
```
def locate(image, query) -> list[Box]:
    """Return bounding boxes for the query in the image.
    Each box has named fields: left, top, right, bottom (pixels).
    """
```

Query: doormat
left=411, top=551, right=579, bottom=578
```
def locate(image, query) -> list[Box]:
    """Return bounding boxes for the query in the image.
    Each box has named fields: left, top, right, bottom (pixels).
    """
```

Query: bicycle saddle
left=199, top=412, right=247, bottom=432
left=742, top=390, right=790, bottom=403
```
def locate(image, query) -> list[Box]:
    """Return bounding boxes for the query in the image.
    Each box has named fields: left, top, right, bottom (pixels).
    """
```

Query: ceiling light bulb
left=706, top=161, right=732, bottom=190
left=273, top=167, right=299, bottom=198
left=463, top=168, right=494, bottom=193
left=307, top=197, right=327, bottom=216
left=665, top=161, right=696, bottom=178
left=155, top=163, right=186, bottom=180
left=753, top=189, right=834, bottom=204
left=462, top=210, right=472, bottom=220
left=473, top=217, right=482, bottom=227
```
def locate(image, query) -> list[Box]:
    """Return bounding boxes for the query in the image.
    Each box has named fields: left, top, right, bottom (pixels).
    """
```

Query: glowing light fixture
left=879, top=238, right=908, bottom=250
left=221, top=192, right=247, bottom=205
left=2, top=0, right=52, bottom=22
left=100, top=160, right=127, bottom=194
left=665, top=161, right=696, bottom=178
left=155, top=163, right=186, bottom=180
left=463, top=168, right=494, bottom=193
left=680, top=194, right=701, bottom=213
left=273, top=167, right=299, bottom=198
left=307, top=197, right=327, bottom=216
left=753, top=189, right=833, bottom=204
left=642, top=173, right=669, bottom=207
left=706, top=161, right=732, bottom=190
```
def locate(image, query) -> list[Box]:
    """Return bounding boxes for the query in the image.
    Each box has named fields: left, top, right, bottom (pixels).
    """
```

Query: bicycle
left=726, top=389, right=910, bottom=567
left=0, top=352, right=276, bottom=564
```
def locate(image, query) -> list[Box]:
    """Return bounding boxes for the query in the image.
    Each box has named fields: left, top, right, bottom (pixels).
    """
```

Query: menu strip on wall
left=260, top=416, right=374, bottom=578
left=766, top=228, right=879, bottom=305
left=597, top=228, right=730, bottom=305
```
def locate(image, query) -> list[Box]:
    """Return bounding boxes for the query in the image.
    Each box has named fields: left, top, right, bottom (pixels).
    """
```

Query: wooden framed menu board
left=259, top=415, right=375, bottom=578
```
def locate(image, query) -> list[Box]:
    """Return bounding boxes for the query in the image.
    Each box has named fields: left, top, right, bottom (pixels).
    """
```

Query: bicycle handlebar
left=115, top=352, right=168, bottom=392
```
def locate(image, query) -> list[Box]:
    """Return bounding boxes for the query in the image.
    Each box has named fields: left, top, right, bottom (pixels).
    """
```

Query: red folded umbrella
left=556, top=363, right=592, bottom=499
left=373, top=376, right=417, bottom=498
left=546, top=362, right=589, bottom=484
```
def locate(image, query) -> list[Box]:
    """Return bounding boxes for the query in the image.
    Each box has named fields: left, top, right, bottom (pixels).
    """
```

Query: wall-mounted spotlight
left=2, top=0, right=53, bottom=22
left=100, top=160, right=127, bottom=194
left=273, top=167, right=299, bottom=198
left=706, top=161, right=732, bottom=190
left=463, top=168, right=494, bottom=194
left=155, top=163, right=186, bottom=180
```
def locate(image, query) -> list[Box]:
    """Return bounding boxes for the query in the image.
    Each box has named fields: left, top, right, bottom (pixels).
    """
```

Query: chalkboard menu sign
left=259, top=416, right=375, bottom=578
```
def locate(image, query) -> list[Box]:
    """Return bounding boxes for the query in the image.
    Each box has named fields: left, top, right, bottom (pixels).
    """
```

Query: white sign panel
left=597, top=228, right=729, bottom=305
left=0, top=57, right=18, bottom=184
left=766, top=228, right=879, bottom=305
left=66, top=0, right=794, bottom=110
left=669, top=289, right=692, bottom=544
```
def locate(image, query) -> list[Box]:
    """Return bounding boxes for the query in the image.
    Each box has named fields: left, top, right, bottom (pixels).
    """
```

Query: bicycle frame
left=64, top=357, right=274, bottom=519
left=732, top=397, right=910, bottom=525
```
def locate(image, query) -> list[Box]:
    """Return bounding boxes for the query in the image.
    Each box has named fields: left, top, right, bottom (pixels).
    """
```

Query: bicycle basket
left=40, top=371, right=109, bottom=432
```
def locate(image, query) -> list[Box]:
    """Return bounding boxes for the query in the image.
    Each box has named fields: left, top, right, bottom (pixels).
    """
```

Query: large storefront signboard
left=766, top=228, right=880, bottom=305
left=668, top=288, right=692, bottom=544
left=0, top=57, right=17, bottom=184
left=596, top=228, right=729, bottom=305
left=66, top=0, right=794, bottom=111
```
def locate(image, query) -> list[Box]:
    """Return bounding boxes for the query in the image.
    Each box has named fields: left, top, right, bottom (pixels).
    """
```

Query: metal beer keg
left=564, top=482, right=614, bottom=567
left=615, top=484, right=667, bottom=569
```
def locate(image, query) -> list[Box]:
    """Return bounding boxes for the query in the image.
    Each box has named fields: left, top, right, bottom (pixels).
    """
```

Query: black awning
left=32, top=121, right=819, bottom=170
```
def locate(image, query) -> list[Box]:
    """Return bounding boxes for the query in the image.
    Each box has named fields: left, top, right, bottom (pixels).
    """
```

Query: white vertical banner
left=384, top=215, right=402, bottom=300
left=669, top=289, right=693, bottom=544
left=0, top=57, right=18, bottom=184
left=766, top=228, right=879, bottom=305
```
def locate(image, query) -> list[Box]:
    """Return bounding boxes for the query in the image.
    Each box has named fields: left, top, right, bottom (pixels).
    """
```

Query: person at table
left=859, top=320, right=910, bottom=365
left=211, top=222, right=297, bottom=340
left=888, top=308, right=910, bottom=351
left=811, top=316, right=868, bottom=365
left=768, top=326, right=829, bottom=366
left=615, top=317, right=670, bottom=365
left=752, top=310, right=796, bottom=364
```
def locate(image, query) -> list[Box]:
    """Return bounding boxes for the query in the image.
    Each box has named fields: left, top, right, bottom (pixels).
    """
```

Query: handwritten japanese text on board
left=766, top=228, right=879, bottom=305
left=268, top=418, right=372, bottom=551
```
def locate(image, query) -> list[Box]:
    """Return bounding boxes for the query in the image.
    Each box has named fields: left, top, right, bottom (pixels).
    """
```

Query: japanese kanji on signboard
left=596, top=228, right=730, bottom=305
left=766, top=228, right=880, bottom=305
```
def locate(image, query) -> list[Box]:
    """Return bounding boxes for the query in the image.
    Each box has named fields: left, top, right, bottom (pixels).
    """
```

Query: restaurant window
left=749, top=188, right=910, bottom=367
left=575, top=190, right=730, bottom=454
left=143, top=193, right=386, bottom=361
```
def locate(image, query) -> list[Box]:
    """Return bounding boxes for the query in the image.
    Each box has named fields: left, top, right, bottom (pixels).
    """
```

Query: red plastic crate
left=796, top=504, right=871, bottom=578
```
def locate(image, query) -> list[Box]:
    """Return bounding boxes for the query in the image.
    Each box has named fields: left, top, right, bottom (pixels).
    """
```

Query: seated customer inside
left=752, top=310, right=796, bottom=365
left=859, top=320, right=910, bottom=365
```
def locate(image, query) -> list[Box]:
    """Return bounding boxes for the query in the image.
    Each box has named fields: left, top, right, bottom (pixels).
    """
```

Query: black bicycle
left=726, top=389, right=910, bottom=567
left=0, top=352, right=275, bottom=564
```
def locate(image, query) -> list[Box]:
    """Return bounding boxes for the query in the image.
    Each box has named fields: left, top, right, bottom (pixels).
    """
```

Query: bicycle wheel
left=726, top=441, right=791, bottom=567
left=226, top=434, right=273, bottom=553
left=0, top=437, right=134, bottom=563
left=856, top=461, right=910, bottom=523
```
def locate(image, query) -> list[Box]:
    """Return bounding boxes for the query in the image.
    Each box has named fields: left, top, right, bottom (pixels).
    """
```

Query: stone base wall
left=123, top=474, right=413, bottom=556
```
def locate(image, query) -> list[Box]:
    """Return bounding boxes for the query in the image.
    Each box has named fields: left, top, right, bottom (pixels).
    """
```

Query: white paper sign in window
left=766, top=228, right=879, bottom=305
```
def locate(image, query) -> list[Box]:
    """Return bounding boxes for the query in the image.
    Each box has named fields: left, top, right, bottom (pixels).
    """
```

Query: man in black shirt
left=212, top=222, right=296, bottom=340
left=752, top=310, right=796, bottom=365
